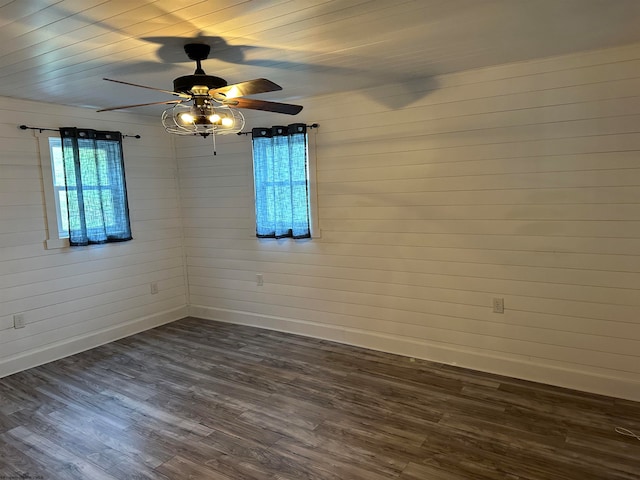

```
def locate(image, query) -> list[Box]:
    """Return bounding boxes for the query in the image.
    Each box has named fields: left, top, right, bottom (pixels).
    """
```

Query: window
left=40, top=128, right=132, bottom=248
left=251, top=123, right=319, bottom=239
left=48, top=137, right=70, bottom=238
left=40, top=133, right=70, bottom=248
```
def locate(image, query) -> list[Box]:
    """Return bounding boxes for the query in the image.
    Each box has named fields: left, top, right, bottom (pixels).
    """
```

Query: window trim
left=37, top=131, right=70, bottom=249
left=306, top=128, right=321, bottom=239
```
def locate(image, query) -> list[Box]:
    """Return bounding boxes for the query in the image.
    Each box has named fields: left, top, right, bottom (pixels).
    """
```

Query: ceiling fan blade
left=225, top=97, right=303, bottom=115
left=103, top=78, right=191, bottom=99
left=97, top=99, right=184, bottom=112
left=210, top=78, right=282, bottom=99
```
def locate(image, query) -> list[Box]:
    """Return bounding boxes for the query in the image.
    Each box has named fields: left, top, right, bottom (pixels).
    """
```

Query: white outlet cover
left=13, top=314, right=25, bottom=328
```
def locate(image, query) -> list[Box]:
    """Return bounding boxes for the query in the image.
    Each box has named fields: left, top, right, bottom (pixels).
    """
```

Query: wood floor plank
left=12, top=409, right=166, bottom=480
left=400, top=461, right=495, bottom=480
left=0, top=435, right=50, bottom=479
left=270, top=439, right=394, bottom=480
left=435, top=413, right=630, bottom=480
left=156, top=454, right=235, bottom=480
left=47, top=404, right=173, bottom=469
left=0, top=316, right=638, bottom=480
left=2, top=426, right=118, bottom=480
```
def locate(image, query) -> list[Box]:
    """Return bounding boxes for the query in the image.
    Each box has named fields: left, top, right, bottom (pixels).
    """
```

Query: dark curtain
left=59, top=127, right=132, bottom=246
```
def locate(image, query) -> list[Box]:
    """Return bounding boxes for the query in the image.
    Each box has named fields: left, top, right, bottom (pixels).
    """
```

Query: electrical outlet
left=492, top=297, right=504, bottom=314
left=256, top=273, right=264, bottom=286
left=150, top=282, right=159, bottom=295
left=13, top=313, right=25, bottom=329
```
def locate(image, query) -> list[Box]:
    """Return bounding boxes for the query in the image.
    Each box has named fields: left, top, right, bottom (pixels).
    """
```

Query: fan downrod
left=184, top=43, right=211, bottom=62
left=173, top=43, right=227, bottom=94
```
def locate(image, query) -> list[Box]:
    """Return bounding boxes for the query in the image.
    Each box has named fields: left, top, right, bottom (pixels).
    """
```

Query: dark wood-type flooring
left=1, top=317, right=639, bottom=479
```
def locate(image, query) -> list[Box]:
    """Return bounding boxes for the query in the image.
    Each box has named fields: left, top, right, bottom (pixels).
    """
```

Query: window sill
left=45, top=238, right=70, bottom=249
left=254, top=229, right=322, bottom=241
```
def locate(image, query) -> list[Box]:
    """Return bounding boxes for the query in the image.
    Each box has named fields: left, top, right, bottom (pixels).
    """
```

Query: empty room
left=1, top=1, right=639, bottom=479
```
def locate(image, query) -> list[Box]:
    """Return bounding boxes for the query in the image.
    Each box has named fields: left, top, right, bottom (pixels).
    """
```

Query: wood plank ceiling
left=1, top=0, right=640, bottom=116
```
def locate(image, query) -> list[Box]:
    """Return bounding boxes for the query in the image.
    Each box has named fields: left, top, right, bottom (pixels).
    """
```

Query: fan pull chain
left=212, top=131, right=217, bottom=156
left=616, top=427, right=640, bottom=440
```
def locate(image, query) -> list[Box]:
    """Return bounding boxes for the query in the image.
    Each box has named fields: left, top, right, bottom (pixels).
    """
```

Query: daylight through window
left=252, top=124, right=311, bottom=239
left=53, top=128, right=132, bottom=246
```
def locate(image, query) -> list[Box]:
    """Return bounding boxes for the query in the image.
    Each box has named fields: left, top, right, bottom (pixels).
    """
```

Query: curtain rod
left=236, top=123, right=319, bottom=136
left=19, top=125, right=141, bottom=139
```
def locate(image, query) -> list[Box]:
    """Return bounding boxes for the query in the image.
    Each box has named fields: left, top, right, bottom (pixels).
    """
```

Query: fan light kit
left=161, top=102, right=245, bottom=136
left=98, top=43, right=302, bottom=138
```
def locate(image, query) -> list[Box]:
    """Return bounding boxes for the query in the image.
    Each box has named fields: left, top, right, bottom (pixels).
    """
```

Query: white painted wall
left=180, top=43, right=640, bottom=401
left=2, top=42, right=639, bottom=402
left=0, top=97, right=187, bottom=376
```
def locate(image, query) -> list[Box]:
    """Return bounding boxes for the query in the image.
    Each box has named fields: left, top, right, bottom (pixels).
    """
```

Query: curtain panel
left=252, top=123, right=310, bottom=239
left=59, top=127, right=132, bottom=246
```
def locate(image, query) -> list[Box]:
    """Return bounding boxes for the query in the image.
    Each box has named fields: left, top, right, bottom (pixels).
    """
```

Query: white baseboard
left=189, top=304, right=640, bottom=402
left=0, top=306, right=187, bottom=379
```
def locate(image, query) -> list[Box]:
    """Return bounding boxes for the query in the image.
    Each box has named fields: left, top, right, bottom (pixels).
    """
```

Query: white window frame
left=37, top=131, right=70, bottom=249
left=249, top=128, right=321, bottom=239
left=306, top=128, right=321, bottom=238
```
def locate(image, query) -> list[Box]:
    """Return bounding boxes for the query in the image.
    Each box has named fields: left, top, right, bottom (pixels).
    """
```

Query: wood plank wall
left=0, top=98, right=187, bottom=376
left=179, top=43, right=640, bottom=401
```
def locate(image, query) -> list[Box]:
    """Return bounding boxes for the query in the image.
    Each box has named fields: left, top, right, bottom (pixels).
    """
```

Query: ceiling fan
left=98, top=43, right=303, bottom=137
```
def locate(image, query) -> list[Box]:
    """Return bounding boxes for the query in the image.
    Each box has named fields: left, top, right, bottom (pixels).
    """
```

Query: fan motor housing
left=173, top=74, right=227, bottom=94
